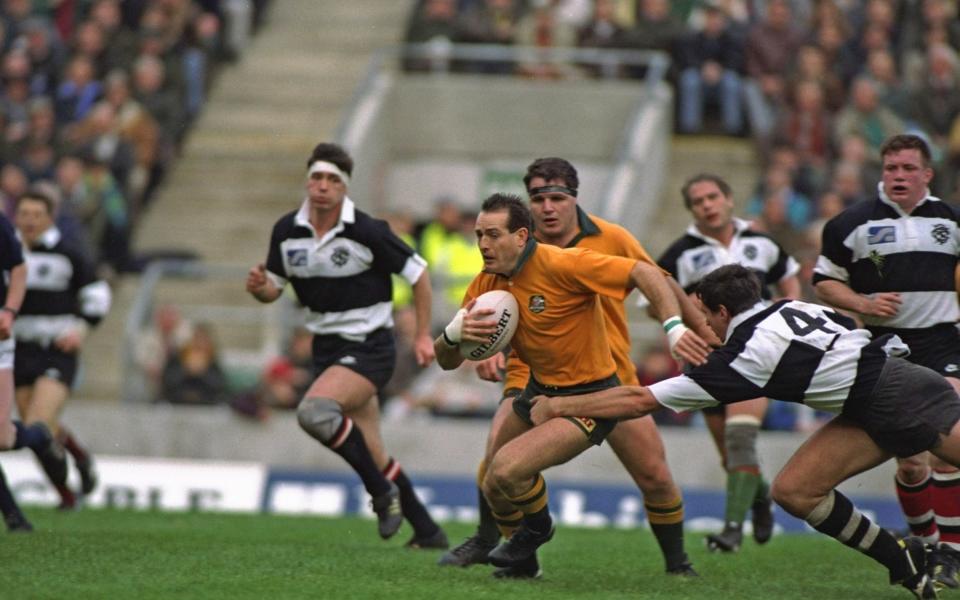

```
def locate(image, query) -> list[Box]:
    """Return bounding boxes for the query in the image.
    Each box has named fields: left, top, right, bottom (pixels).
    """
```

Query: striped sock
left=806, top=490, right=904, bottom=576
left=646, top=495, right=689, bottom=570
left=326, top=417, right=390, bottom=497
left=931, top=469, right=960, bottom=550
left=508, top=473, right=552, bottom=534
left=896, top=472, right=939, bottom=544
left=492, top=508, right=524, bottom=539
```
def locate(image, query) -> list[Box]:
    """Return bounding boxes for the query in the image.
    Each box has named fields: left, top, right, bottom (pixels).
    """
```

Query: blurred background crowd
left=11, top=0, right=958, bottom=436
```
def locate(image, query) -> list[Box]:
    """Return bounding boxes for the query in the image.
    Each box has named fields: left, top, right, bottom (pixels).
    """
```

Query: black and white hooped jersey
left=649, top=299, right=908, bottom=414
left=657, top=218, right=799, bottom=297
left=813, top=185, right=960, bottom=330
left=14, top=227, right=111, bottom=345
left=0, top=213, right=23, bottom=300
left=264, top=197, right=427, bottom=341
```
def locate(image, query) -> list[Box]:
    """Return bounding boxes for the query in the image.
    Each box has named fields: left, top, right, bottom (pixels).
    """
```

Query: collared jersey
left=658, top=218, right=799, bottom=297
left=650, top=299, right=907, bottom=415
left=813, top=184, right=960, bottom=330
left=265, top=197, right=427, bottom=341
left=14, top=226, right=111, bottom=345
left=504, top=209, right=661, bottom=390
left=0, top=214, right=23, bottom=301
left=463, top=239, right=637, bottom=387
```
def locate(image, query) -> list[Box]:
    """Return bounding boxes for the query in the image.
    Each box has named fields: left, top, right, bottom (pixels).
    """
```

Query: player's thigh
left=932, top=418, right=960, bottom=468
left=726, top=397, right=768, bottom=421
left=346, top=395, right=388, bottom=469
left=304, top=365, right=377, bottom=413
left=484, top=395, right=522, bottom=461
left=607, top=416, right=673, bottom=486
left=489, top=418, right=592, bottom=484
left=774, top=415, right=890, bottom=514
left=22, top=377, right=70, bottom=429
left=0, top=368, right=13, bottom=424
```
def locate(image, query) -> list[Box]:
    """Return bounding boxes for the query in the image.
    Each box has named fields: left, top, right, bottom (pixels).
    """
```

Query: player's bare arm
left=410, top=271, right=436, bottom=367
left=814, top=279, right=901, bottom=318
left=475, top=352, right=506, bottom=382
left=434, top=301, right=498, bottom=369
left=246, top=263, right=283, bottom=303
left=630, top=261, right=710, bottom=365
left=667, top=276, right=721, bottom=347
left=775, top=274, right=802, bottom=301
left=529, top=385, right=660, bottom=425
left=0, top=262, right=24, bottom=340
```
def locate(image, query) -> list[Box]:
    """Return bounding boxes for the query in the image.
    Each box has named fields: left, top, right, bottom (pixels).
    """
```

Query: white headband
left=308, top=160, right=350, bottom=185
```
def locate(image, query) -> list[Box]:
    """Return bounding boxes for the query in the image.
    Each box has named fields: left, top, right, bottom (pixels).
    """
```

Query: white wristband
left=443, top=308, right=468, bottom=346
left=663, top=316, right=688, bottom=358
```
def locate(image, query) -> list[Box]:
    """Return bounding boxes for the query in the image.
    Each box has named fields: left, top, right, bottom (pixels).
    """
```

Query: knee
left=770, top=472, right=802, bottom=516
left=485, top=456, right=521, bottom=498
left=296, top=397, right=344, bottom=444
left=897, top=457, right=930, bottom=484
left=724, top=418, right=760, bottom=470
left=629, top=459, right=675, bottom=498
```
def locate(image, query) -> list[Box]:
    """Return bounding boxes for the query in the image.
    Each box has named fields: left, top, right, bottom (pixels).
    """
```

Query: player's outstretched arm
left=529, top=386, right=660, bottom=425
left=630, top=262, right=710, bottom=364
left=246, top=263, right=282, bottom=303
left=814, top=279, right=901, bottom=318
left=410, top=272, right=435, bottom=367
left=667, top=276, right=721, bottom=347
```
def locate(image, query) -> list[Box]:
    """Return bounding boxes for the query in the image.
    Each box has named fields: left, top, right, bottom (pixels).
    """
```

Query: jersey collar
left=686, top=217, right=750, bottom=245
left=294, top=196, right=357, bottom=241
left=22, top=225, right=61, bottom=249
left=505, top=237, right=538, bottom=279
left=877, top=181, right=937, bottom=216
left=724, top=300, right=767, bottom=343
left=565, top=207, right=601, bottom=248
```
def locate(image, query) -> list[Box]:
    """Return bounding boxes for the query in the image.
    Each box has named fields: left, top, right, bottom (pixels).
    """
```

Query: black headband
left=528, top=184, right=577, bottom=198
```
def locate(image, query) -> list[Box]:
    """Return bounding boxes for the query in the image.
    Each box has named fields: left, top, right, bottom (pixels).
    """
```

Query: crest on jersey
left=286, top=248, right=308, bottom=267
left=331, top=247, right=350, bottom=267
left=743, top=244, right=757, bottom=260
left=931, top=224, right=950, bottom=245
left=528, top=294, right=546, bottom=314
left=867, top=226, right=896, bottom=245
left=692, top=251, right=716, bottom=270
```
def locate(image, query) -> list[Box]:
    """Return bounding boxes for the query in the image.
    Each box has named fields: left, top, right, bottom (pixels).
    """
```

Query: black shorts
left=847, top=357, right=960, bottom=458
left=311, top=328, right=396, bottom=392
left=871, top=324, right=960, bottom=380
left=512, top=373, right=620, bottom=446
left=13, top=341, right=79, bottom=389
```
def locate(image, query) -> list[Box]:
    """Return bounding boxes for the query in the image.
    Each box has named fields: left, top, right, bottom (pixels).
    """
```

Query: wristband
left=443, top=308, right=467, bottom=346
left=1, top=306, right=17, bottom=318
left=663, top=316, right=689, bottom=358
left=662, top=316, right=683, bottom=333
left=441, top=330, right=458, bottom=347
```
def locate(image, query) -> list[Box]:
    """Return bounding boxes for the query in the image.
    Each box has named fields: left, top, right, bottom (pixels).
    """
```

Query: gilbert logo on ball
left=459, top=290, right=520, bottom=361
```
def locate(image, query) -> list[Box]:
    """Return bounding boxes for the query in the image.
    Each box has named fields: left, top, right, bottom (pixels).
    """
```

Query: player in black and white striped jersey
left=656, top=173, right=801, bottom=553
left=13, top=189, right=111, bottom=509
left=246, top=142, right=446, bottom=548
left=532, top=264, right=959, bottom=598
left=814, top=134, right=960, bottom=587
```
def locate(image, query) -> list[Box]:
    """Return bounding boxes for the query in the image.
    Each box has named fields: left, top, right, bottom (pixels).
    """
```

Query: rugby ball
left=459, top=290, right=520, bottom=361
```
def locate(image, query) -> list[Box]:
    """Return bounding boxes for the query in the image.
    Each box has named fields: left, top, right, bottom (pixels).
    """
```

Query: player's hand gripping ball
left=459, top=290, right=519, bottom=361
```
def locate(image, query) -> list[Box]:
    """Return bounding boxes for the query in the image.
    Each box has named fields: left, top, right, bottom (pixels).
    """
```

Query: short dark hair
left=480, top=193, right=533, bottom=234
left=880, top=134, right=931, bottom=166
left=523, top=157, right=579, bottom=191
left=306, top=142, right=353, bottom=175
left=681, top=173, right=732, bottom=209
left=16, top=188, right=55, bottom=215
left=696, top=264, right=761, bottom=316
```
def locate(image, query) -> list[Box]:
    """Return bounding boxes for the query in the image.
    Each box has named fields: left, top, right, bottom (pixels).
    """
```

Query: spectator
left=134, top=302, right=194, bottom=398
left=675, top=2, right=745, bottom=135
left=625, top=0, right=688, bottom=55
left=514, top=0, right=579, bottom=80
left=576, top=0, right=629, bottom=51
left=159, top=322, right=230, bottom=405
left=456, top=0, right=522, bottom=74
left=833, top=76, right=907, bottom=168
left=403, top=0, right=459, bottom=73
left=54, top=54, right=102, bottom=125
left=776, top=80, right=832, bottom=188
left=131, top=53, right=187, bottom=146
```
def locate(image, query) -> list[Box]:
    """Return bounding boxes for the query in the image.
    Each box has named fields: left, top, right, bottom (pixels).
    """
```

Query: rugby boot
left=666, top=560, right=699, bottom=577
left=437, top=534, right=498, bottom=566
left=706, top=523, right=743, bottom=553
left=405, top=527, right=449, bottom=550
left=893, top=538, right=939, bottom=599
left=4, top=510, right=33, bottom=533
left=76, top=456, right=98, bottom=496
left=929, top=545, right=960, bottom=589
left=488, top=523, right=555, bottom=568
left=370, top=482, right=403, bottom=539
left=492, top=553, right=542, bottom=579
left=751, top=492, right=774, bottom=545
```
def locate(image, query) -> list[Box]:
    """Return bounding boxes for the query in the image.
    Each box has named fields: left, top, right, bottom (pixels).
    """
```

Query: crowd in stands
left=0, top=0, right=268, bottom=279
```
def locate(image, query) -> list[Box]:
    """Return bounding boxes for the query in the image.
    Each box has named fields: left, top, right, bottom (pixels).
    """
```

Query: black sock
left=0, top=465, right=25, bottom=523
left=806, top=490, right=904, bottom=578
left=12, top=421, right=48, bottom=451
left=33, top=440, right=68, bottom=487
left=646, top=497, right=688, bottom=570
left=385, top=458, right=439, bottom=538
left=328, top=418, right=390, bottom=497
left=476, top=486, right=500, bottom=542
left=59, top=426, right=91, bottom=464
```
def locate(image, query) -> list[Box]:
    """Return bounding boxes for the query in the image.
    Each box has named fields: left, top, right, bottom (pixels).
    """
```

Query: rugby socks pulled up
left=59, top=426, right=91, bottom=466
left=806, top=490, right=905, bottom=578
left=492, top=508, right=524, bottom=540
left=724, top=469, right=761, bottom=530
left=896, top=472, right=939, bottom=544
left=508, top=473, right=552, bottom=534
left=931, top=469, right=960, bottom=550
left=646, top=495, right=689, bottom=571
left=475, top=460, right=500, bottom=543
left=327, top=417, right=391, bottom=497
left=383, top=457, right=439, bottom=538
left=12, top=421, right=49, bottom=451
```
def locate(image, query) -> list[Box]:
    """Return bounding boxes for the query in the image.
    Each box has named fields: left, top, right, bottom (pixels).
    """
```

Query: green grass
left=0, top=509, right=911, bottom=599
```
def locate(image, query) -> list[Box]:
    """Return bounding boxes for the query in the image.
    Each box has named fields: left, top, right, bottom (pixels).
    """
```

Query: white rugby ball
left=459, top=290, right=520, bottom=361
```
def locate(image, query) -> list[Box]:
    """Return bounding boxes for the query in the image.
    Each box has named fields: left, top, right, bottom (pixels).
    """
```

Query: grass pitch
left=1, top=508, right=912, bottom=599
